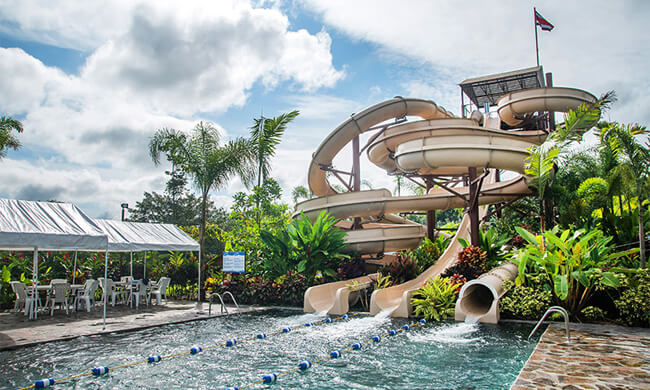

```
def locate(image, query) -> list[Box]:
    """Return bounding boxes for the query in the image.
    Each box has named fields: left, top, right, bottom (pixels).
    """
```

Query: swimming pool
left=1, top=309, right=540, bottom=389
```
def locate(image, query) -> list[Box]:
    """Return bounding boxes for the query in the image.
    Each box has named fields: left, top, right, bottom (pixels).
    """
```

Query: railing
left=208, top=291, right=240, bottom=316
left=528, top=306, right=570, bottom=343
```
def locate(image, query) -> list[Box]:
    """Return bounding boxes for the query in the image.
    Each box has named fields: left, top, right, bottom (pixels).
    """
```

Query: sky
left=0, top=0, right=648, bottom=219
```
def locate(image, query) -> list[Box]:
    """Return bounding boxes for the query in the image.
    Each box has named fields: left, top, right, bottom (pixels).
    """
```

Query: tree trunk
left=199, top=191, right=207, bottom=283
left=618, top=195, right=624, bottom=216
left=539, top=197, right=545, bottom=233
left=639, top=195, right=646, bottom=268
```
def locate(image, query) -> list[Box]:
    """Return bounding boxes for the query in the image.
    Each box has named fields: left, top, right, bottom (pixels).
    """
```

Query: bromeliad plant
left=513, top=226, right=637, bottom=315
left=411, top=276, right=461, bottom=321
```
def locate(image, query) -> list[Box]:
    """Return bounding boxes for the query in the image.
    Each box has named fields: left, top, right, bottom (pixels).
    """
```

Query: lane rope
left=18, top=313, right=358, bottom=390
left=229, top=318, right=428, bottom=390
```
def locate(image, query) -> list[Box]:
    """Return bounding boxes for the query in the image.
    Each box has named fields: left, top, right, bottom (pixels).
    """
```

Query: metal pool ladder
left=528, top=306, right=570, bottom=343
left=208, top=291, right=240, bottom=315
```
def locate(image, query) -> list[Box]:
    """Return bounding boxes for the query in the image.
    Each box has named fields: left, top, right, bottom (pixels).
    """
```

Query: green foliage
left=403, top=236, right=449, bottom=274
left=614, top=270, right=650, bottom=327
left=0, top=115, right=23, bottom=159
left=166, top=282, right=198, bottom=301
left=374, top=273, right=392, bottom=290
left=499, top=276, right=553, bottom=320
left=460, top=227, right=510, bottom=269
left=411, top=276, right=461, bottom=321
left=258, top=211, right=348, bottom=283
left=580, top=306, right=606, bottom=322
left=217, top=272, right=307, bottom=306
left=512, top=226, right=637, bottom=315
left=378, top=252, right=418, bottom=284
left=250, top=110, right=299, bottom=186
left=442, top=246, right=487, bottom=281
left=577, top=177, right=610, bottom=211
left=291, top=211, right=349, bottom=281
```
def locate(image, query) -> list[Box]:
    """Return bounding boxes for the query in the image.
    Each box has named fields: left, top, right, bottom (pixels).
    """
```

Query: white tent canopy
left=92, top=219, right=199, bottom=252
left=0, top=198, right=108, bottom=251
left=0, top=198, right=109, bottom=323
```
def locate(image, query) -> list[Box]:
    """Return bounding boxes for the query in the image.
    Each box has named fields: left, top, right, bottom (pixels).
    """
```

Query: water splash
left=464, top=315, right=480, bottom=324
left=409, top=322, right=481, bottom=344
left=374, top=308, right=395, bottom=319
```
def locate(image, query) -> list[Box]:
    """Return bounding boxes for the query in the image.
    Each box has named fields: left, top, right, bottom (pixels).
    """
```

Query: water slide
left=301, top=87, right=595, bottom=317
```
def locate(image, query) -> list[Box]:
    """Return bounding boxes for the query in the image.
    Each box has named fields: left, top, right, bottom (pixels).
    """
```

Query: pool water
left=1, top=309, right=540, bottom=389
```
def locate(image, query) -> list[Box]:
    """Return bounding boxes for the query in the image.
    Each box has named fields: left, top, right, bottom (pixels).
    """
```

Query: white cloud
left=300, top=0, right=650, bottom=125
left=0, top=1, right=344, bottom=217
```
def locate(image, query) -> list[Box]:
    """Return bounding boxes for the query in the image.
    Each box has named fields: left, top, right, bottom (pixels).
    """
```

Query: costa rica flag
left=535, top=10, right=554, bottom=31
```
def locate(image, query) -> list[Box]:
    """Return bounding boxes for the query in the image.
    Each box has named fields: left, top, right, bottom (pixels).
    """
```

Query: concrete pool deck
left=511, top=322, right=650, bottom=389
left=0, top=300, right=270, bottom=351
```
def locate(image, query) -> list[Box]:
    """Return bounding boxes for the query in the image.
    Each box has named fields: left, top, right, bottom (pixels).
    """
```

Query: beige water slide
left=301, top=87, right=595, bottom=317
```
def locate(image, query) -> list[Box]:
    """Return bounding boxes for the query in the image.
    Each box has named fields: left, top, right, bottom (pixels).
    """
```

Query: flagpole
left=534, top=7, right=539, bottom=66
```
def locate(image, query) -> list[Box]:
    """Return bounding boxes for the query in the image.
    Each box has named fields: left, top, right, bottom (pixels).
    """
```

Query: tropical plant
left=599, top=122, right=650, bottom=267
left=411, top=276, right=461, bottom=321
left=373, top=273, right=392, bottom=290
left=258, top=211, right=348, bottom=282
left=149, top=122, right=257, bottom=266
left=291, top=185, right=313, bottom=203
left=459, top=226, right=510, bottom=268
left=513, top=226, right=637, bottom=315
left=614, top=269, right=650, bottom=327
left=290, top=211, right=349, bottom=282
left=0, top=116, right=23, bottom=160
left=250, top=110, right=299, bottom=187
left=442, top=245, right=487, bottom=281
left=499, top=275, right=552, bottom=320
left=525, top=92, right=614, bottom=230
left=378, top=252, right=418, bottom=284
left=404, top=236, right=447, bottom=274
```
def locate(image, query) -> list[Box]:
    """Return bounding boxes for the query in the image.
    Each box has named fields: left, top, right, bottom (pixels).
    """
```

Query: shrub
left=404, top=236, right=449, bottom=273
left=378, top=252, right=418, bottom=284
left=614, top=270, right=650, bottom=327
left=513, top=226, right=636, bottom=316
left=580, top=306, right=606, bottom=322
left=499, top=276, right=552, bottom=320
left=411, top=276, right=461, bottom=321
left=441, top=246, right=487, bottom=281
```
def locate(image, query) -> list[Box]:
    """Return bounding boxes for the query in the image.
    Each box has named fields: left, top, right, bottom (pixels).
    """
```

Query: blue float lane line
left=231, top=318, right=428, bottom=390
left=17, top=313, right=358, bottom=390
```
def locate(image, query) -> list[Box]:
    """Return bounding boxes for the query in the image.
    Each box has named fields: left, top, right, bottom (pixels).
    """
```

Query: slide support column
left=352, top=135, right=361, bottom=229
left=468, top=167, right=480, bottom=247
left=425, top=177, right=436, bottom=241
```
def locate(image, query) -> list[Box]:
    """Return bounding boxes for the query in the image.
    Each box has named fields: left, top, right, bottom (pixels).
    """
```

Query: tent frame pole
left=31, top=247, right=38, bottom=320
left=102, top=249, right=109, bottom=330
left=72, top=251, right=78, bottom=285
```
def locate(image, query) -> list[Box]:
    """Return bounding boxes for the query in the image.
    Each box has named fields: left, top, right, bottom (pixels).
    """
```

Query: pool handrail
left=528, top=306, right=570, bottom=343
left=208, top=291, right=240, bottom=316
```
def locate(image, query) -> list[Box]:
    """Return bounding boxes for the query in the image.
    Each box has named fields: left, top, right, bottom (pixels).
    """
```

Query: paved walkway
left=511, top=322, right=650, bottom=390
left=0, top=300, right=267, bottom=351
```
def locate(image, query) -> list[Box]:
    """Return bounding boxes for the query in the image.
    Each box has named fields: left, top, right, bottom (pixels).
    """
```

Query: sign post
left=223, top=252, right=246, bottom=274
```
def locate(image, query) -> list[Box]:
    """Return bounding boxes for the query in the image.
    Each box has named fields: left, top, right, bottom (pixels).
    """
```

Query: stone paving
left=511, top=322, right=650, bottom=390
left=0, top=300, right=268, bottom=351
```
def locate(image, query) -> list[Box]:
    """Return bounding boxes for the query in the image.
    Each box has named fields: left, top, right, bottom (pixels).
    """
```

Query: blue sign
left=223, top=252, right=245, bottom=273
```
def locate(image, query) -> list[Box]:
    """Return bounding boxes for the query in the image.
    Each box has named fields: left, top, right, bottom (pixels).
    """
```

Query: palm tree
left=0, top=116, right=24, bottom=159
left=250, top=110, right=299, bottom=187
left=600, top=122, right=650, bottom=267
left=150, top=122, right=257, bottom=263
left=292, top=185, right=313, bottom=203
left=525, top=92, right=615, bottom=231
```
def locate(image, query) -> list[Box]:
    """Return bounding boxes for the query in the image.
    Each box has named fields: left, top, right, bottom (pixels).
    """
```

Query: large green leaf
left=554, top=274, right=568, bottom=300
left=515, top=226, right=538, bottom=246
left=600, top=272, right=620, bottom=288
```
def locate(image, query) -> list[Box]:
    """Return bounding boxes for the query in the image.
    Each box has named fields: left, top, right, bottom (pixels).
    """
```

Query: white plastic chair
left=128, top=280, right=149, bottom=309
left=148, top=277, right=171, bottom=305
left=74, top=279, right=98, bottom=312
left=46, top=282, right=70, bottom=315
left=10, top=281, right=39, bottom=314
left=99, top=278, right=120, bottom=306
left=51, top=279, right=67, bottom=284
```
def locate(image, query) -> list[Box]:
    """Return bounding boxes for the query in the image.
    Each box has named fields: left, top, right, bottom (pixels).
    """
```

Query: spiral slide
left=300, top=87, right=595, bottom=317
